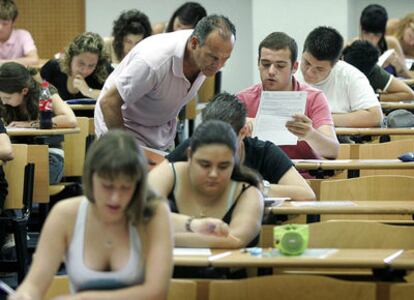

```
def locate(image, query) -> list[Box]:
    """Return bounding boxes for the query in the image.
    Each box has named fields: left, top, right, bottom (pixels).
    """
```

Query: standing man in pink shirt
left=237, top=32, right=338, bottom=160
left=0, top=0, right=39, bottom=66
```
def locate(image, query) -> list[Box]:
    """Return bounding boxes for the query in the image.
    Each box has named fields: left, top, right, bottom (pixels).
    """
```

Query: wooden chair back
left=358, top=139, right=414, bottom=176
left=44, top=275, right=70, bottom=300
left=308, top=221, right=414, bottom=249
left=63, top=117, right=89, bottom=177
left=319, top=175, right=414, bottom=220
left=4, top=144, right=29, bottom=209
left=27, top=144, right=49, bottom=203
left=168, top=279, right=197, bottom=300
left=208, top=275, right=375, bottom=300
left=390, top=282, right=414, bottom=300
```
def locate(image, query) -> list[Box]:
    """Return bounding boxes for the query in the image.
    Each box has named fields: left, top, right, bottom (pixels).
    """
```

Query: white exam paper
left=173, top=248, right=212, bottom=256
left=254, top=91, right=307, bottom=145
left=290, top=201, right=356, bottom=207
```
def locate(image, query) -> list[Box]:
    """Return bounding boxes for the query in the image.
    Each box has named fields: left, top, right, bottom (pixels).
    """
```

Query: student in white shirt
left=297, top=26, right=383, bottom=128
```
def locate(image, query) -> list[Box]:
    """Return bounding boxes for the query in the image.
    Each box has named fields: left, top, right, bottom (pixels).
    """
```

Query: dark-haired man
left=166, top=92, right=315, bottom=200
left=297, top=26, right=383, bottom=128
left=343, top=40, right=414, bottom=102
left=237, top=32, right=338, bottom=160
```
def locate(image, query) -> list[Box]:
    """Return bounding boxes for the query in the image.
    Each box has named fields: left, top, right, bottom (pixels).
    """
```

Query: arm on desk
left=0, top=132, right=13, bottom=161
left=0, top=49, right=40, bottom=67
left=174, top=186, right=263, bottom=249
left=100, top=85, right=125, bottom=129
left=332, top=106, right=383, bottom=127
left=51, top=94, right=77, bottom=128
left=379, top=77, right=414, bottom=102
left=270, top=167, right=316, bottom=201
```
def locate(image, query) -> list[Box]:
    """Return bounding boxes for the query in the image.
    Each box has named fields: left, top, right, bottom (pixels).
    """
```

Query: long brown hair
left=0, top=62, right=39, bottom=125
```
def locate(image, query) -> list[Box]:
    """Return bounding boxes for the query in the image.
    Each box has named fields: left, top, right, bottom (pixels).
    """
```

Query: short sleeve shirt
left=94, top=30, right=206, bottom=150
left=166, top=137, right=293, bottom=184
left=236, top=77, right=334, bottom=159
left=40, top=59, right=113, bottom=100
left=297, top=60, right=380, bottom=114
left=0, top=29, right=36, bottom=60
left=368, top=65, right=393, bottom=93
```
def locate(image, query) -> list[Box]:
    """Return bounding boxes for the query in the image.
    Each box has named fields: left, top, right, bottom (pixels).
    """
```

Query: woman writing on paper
left=149, top=120, right=264, bottom=249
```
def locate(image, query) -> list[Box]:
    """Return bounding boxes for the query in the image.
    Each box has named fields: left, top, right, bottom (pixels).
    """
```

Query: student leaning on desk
left=149, top=120, right=264, bottom=249
left=0, top=62, right=77, bottom=184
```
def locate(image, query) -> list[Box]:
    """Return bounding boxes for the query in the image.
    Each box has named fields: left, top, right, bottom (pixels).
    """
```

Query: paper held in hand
left=253, top=91, right=307, bottom=145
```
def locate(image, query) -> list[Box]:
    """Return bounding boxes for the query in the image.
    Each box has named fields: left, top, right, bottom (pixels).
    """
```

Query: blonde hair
left=60, top=32, right=110, bottom=84
left=395, top=13, right=414, bottom=41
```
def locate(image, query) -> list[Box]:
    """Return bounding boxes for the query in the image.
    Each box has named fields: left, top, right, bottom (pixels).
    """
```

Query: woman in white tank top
left=10, top=130, right=173, bottom=299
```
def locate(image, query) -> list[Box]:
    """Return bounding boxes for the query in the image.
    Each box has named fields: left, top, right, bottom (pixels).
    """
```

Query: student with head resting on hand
left=41, top=32, right=113, bottom=100
left=0, top=62, right=77, bottom=184
left=343, top=40, right=414, bottom=102
left=104, top=9, right=152, bottom=65
left=297, top=26, right=383, bottom=128
left=357, top=4, right=413, bottom=79
left=149, top=120, right=264, bottom=249
left=392, top=13, right=414, bottom=60
left=166, top=92, right=315, bottom=200
left=9, top=130, right=174, bottom=300
left=0, top=0, right=39, bottom=66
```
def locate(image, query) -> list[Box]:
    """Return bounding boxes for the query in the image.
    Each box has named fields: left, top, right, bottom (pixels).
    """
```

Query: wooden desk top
left=6, top=127, right=80, bottom=136
left=335, top=127, right=414, bottom=136
left=389, top=249, right=414, bottom=269
left=207, top=248, right=401, bottom=269
left=381, top=101, right=414, bottom=110
left=293, top=159, right=414, bottom=170
left=68, top=104, right=95, bottom=111
left=269, top=201, right=414, bottom=215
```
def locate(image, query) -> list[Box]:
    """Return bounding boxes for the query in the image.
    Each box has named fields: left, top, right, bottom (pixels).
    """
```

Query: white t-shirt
left=297, top=60, right=380, bottom=114
left=95, top=29, right=205, bottom=150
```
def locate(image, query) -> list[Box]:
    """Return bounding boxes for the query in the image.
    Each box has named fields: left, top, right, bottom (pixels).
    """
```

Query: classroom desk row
left=380, top=101, right=414, bottom=110
left=173, top=248, right=412, bottom=280
left=292, top=159, right=414, bottom=178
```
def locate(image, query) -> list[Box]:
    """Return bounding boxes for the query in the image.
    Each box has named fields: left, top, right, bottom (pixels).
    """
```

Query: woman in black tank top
left=149, top=120, right=264, bottom=249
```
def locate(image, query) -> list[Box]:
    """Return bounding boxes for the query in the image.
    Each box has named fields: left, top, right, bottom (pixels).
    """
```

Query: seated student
left=343, top=41, right=414, bottom=102
left=152, top=1, right=207, bottom=34
left=9, top=130, right=173, bottom=299
left=41, top=32, right=113, bottom=100
left=394, top=13, right=414, bottom=59
left=356, top=4, right=412, bottom=79
left=0, top=118, right=13, bottom=252
left=149, top=120, right=264, bottom=248
left=0, top=0, right=39, bottom=66
left=0, top=62, right=77, bottom=184
left=167, top=92, right=315, bottom=200
left=297, top=26, right=383, bottom=128
left=237, top=32, right=339, bottom=160
left=104, top=9, right=152, bottom=65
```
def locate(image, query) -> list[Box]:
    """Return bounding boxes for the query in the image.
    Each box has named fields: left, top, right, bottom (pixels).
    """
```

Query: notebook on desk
left=66, top=98, right=96, bottom=105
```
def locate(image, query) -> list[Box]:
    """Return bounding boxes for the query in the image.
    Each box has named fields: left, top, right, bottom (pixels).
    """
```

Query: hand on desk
left=285, top=113, right=314, bottom=140
left=192, top=218, right=229, bottom=237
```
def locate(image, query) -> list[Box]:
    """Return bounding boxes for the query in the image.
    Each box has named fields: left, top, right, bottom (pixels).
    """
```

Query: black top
left=0, top=120, right=8, bottom=211
left=40, top=59, right=113, bottom=100
left=168, top=163, right=259, bottom=247
left=368, top=65, right=392, bottom=93
left=166, top=137, right=294, bottom=184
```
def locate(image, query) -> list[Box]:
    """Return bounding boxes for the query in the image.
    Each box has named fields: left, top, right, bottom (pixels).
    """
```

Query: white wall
left=86, top=0, right=252, bottom=94
left=86, top=0, right=414, bottom=91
